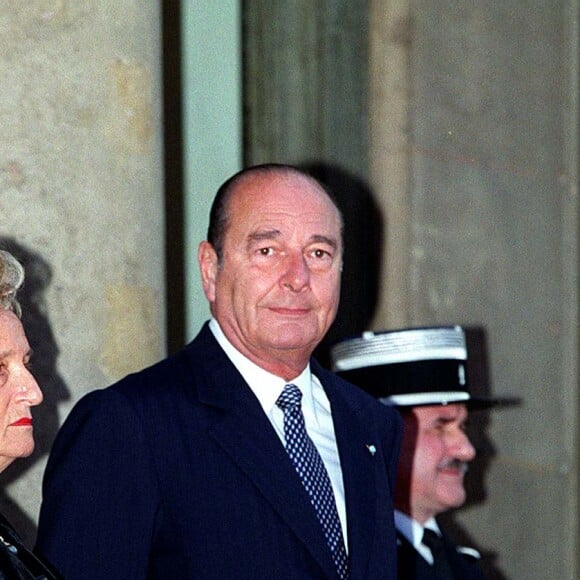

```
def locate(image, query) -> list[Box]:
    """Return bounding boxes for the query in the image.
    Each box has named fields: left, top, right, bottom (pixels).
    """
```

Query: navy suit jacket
left=396, top=530, right=485, bottom=580
left=36, top=323, right=402, bottom=579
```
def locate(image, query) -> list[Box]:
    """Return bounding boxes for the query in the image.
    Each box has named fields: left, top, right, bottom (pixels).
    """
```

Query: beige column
left=368, top=0, right=413, bottom=329
left=0, top=2, right=164, bottom=543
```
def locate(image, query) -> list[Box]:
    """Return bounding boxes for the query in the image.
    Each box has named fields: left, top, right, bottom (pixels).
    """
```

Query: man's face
left=395, top=403, right=475, bottom=524
left=0, top=309, right=43, bottom=473
left=198, top=171, right=342, bottom=378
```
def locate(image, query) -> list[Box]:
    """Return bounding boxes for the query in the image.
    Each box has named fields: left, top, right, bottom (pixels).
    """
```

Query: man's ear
left=198, top=241, right=218, bottom=302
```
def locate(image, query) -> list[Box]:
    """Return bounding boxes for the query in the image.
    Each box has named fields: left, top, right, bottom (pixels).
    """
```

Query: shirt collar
left=209, top=318, right=313, bottom=414
left=394, top=510, right=441, bottom=549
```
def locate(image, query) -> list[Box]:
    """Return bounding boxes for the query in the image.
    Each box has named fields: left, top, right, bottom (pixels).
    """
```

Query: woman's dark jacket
left=0, top=514, right=58, bottom=580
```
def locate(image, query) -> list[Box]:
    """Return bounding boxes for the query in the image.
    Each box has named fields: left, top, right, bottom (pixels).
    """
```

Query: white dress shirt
left=394, top=510, right=441, bottom=564
left=209, top=318, right=348, bottom=547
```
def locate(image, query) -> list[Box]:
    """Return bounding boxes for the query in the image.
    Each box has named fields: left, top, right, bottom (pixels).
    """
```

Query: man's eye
left=258, top=247, right=272, bottom=256
left=311, top=249, right=332, bottom=259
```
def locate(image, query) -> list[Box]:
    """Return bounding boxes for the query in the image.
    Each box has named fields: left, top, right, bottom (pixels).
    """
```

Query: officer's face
left=395, top=404, right=475, bottom=524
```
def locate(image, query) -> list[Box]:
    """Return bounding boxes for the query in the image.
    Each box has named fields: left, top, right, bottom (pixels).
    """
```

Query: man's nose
left=450, top=429, right=476, bottom=461
left=281, top=252, right=310, bottom=291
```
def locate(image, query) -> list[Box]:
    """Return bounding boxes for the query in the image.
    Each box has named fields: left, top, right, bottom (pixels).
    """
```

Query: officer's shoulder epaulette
left=457, top=545, right=481, bottom=562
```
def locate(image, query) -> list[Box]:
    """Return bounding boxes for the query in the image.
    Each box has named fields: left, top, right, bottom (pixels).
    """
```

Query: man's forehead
left=225, top=173, right=343, bottom=247
left=413, top=403, right=469, bottom=421
left=236, top=168, right=318, bottom=190
left=231, top=190, right=340, bottom=234
left=232, top=172, right=335, bottom=210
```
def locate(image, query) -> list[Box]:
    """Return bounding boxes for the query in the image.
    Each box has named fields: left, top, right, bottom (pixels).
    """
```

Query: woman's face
left=0, top=309, right=43, bottom=473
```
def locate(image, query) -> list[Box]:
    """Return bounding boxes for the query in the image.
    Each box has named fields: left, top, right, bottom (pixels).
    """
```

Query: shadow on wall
left=440, top=325, right=520, bottom=580
left=162, top=0, right=186, bottom=354
left=0, top=238, right=70, bottom=546
left=301, top=162, right=384, bottom=369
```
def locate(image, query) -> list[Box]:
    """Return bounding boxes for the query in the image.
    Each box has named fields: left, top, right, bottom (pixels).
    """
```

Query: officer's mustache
left=438, top=458, right=469, bottom=475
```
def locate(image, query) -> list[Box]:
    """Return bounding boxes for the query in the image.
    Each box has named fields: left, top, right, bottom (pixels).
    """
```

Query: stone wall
left=0, top=4, right=577, bottom=578
left=245, top=1, right=579, bottom=578
left=0, top=2, right=165, bottom=545
left=405, top=2, right=577, bottom=577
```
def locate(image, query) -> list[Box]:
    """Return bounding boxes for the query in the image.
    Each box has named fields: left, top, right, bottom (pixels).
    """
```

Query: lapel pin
left=366, top=444, right=377, bottom=456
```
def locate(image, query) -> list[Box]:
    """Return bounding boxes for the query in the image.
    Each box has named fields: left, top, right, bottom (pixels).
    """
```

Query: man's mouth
left=269, top=306, right=310, bottom=315
left=438, top=459, right=469, bottom=476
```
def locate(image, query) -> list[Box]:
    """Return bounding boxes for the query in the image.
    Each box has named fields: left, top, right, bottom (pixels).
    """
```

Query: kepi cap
left=331, top=325, right=498, bottom=408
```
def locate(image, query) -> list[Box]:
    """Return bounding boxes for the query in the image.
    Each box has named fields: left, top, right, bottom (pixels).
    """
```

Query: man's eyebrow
left=246, top=231, right=339, bottom=250
left=435, top=415, right=456, bottom=425
left=248, top=229, right=281, bottom=242
left=246, top=230, right=281, bottom=250
left=310, top=234, right=338, bottom=249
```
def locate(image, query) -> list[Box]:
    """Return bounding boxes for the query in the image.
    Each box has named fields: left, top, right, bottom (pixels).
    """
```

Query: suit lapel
left=396, top=532, right=433, bottom=578
left=317, top=365, right=379, bottom=578
left=191, top=331, right=336, bottom=578
left=396, top=529, right=484, bottom=580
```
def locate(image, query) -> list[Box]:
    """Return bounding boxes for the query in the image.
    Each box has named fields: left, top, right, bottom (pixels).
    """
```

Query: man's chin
left=436, top=481, right=467, bottom=508
left=265, top=322, right=321, bottom=350
left=441, top=492, right=467, bottom=510
left=267, top=338, right=317, bottom=354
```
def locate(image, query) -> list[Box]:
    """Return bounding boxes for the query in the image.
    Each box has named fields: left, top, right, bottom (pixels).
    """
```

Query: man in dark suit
left=35, top=164, right=402, bottom=579
left=332, top=326, right=492, bottom=580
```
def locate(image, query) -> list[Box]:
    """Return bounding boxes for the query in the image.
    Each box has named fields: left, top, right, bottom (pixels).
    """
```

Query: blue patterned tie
left=276, top=383, right=348, bottom=579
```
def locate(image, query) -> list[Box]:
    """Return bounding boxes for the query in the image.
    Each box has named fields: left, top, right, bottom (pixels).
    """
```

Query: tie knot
left=276, top=383, right=302, bottom=410
left=421, top=528, right=444, bottom=554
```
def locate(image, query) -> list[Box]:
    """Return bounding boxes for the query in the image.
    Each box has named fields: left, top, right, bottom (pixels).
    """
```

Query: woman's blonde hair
left=0, top=249, right=24, bottom=317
